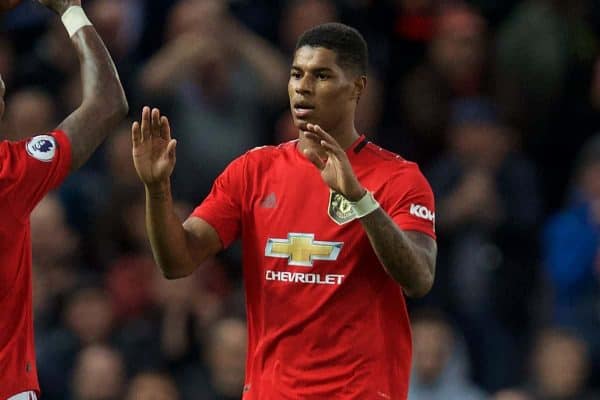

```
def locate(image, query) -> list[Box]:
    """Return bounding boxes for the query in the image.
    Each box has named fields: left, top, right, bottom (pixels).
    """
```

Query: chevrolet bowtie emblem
left=265, top=233, right=343, bottom=266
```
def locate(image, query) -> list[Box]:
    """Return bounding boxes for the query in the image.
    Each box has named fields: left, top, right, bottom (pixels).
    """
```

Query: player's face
left=288, top=46, right=359, bottom=132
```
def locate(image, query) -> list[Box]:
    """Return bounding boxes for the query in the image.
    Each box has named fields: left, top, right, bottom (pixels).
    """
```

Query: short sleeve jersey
left=193, top=136, right=435, bottom=399
left=0, top=131, right=71, bottom=398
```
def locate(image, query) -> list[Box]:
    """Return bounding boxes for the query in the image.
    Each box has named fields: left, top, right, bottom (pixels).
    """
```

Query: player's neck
left=330, top=124, right=361, bottom=150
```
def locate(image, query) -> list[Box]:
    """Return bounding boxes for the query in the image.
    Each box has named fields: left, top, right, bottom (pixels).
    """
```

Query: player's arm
left=40, top=0, right=128, bottom=171
left=132, top=107, right=222, bottom=279
left=357, top=211, right=436, bottom=298
left=303, top=124, right=436, bottom=298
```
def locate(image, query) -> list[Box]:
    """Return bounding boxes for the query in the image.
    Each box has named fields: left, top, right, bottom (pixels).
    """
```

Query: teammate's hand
left=302, top=124, right=365, bottom=201
left=132, top=107, right=177, bottom=189
left=37, top=0, right=81, bottom=15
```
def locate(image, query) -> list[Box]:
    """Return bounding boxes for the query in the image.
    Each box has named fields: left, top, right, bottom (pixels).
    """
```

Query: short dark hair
left=295, top=22, right=368, bottom=76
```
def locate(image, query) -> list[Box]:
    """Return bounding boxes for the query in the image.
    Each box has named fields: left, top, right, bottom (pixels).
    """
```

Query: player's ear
left=352, top=75, right=367, bottom=103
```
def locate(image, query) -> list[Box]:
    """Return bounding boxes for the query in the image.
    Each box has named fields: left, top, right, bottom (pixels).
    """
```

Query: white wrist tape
left=350, top=191, right=380, bottom=218
left=61, top=6, right=92, bottom=37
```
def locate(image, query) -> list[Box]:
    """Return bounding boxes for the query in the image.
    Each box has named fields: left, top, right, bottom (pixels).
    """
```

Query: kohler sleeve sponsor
left=409, top=204, right=435, bottom=223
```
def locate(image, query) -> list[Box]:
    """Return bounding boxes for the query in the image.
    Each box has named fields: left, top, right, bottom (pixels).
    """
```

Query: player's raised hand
left=132, top=107, right=177, bottom=188
left=302, top=124, right=365, bottom=201
left=37, top=0, right=80, bottom=15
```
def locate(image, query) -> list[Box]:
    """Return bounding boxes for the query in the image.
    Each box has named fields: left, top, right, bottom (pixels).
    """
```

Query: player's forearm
left=360, top=208, right=435, bottom=298
left=145, top=183, right=197, bottom=279
left=66, top=27, right=128, bottom=169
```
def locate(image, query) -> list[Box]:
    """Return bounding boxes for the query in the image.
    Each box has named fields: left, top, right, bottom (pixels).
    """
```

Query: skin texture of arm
left=359, top=209, right=437, bottom=298
left=145, top=183, right=222, bottom=279
left=57, top=25, right=128, bottom=170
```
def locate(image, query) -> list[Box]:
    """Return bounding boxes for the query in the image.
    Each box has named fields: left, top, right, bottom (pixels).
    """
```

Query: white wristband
left=350, top=191, right=380, bottom=218
left=61, top=6, right=92, bottom=37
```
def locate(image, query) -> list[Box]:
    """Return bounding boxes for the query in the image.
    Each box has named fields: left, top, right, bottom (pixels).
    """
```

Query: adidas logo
left=260, top=192, right=277, bottom=208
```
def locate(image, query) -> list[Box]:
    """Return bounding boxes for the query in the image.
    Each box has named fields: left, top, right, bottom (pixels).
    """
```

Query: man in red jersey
left=0, top=1, right=127, bottom=398
left=133, top=23, right=436, bottom=399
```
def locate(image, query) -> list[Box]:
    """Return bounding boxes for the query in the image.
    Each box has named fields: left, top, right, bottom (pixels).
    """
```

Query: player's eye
left=316, top=73, right=329, bottom=80
left=290, top=71, right=302, bottom=79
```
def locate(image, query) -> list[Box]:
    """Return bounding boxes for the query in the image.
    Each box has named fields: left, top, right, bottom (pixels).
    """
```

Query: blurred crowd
left=2, top=0, right=600, bottom=399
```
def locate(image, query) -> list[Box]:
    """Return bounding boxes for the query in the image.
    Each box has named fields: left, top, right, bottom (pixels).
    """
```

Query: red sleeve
left=1, top=130, right=72, bottom=219
left=191, top=154, right=246, bottom=249
left=386, top=165, right=436, bottom=239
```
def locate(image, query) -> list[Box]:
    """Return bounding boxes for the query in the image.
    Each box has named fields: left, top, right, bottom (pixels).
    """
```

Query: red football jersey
left=193, top=136, right=435, bottom=399
left=0, top=131, right=71, bottom=398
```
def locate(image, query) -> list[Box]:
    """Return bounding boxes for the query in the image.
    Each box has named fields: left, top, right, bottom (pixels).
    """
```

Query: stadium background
left=2, top=0, right=600, bottom=398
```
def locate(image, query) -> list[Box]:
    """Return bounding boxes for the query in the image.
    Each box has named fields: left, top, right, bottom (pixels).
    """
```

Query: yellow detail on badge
left=265, top=233, right=343, bottom=266
left=328, top=190, right=357, bottom=225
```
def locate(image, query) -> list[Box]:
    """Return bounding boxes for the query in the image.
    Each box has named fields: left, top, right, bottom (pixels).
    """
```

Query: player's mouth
left=293, top=103, right=315, bottom=118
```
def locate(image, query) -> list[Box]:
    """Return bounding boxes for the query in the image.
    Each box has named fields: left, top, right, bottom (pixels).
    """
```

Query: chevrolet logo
left=265, top=233, right=343, bottom=266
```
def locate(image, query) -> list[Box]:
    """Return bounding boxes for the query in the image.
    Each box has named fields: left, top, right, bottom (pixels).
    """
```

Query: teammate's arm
left=40, top=0, right=128, bottom=171
left=132, top=107, right=222, bottom=279
left=303, top=123, right=436, bottom=298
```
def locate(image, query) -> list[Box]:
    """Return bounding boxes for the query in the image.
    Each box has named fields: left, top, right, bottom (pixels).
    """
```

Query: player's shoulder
left=240, top=140, right=298, bottom=165
left=245, top=140, right=297, bottom=155
left=361, top=141, right=422, bottom=172
left=359, top=142, right=433, bottom=191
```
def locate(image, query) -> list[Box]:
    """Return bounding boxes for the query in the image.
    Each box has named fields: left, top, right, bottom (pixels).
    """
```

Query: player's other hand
left=132, top=106, right=177, bottom=189
left=302, top=124, right=365, bottom=201
left=37, top=0, right=81, bottom=15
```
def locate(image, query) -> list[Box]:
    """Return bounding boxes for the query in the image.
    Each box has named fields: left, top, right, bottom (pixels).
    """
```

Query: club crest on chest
left=328, top=190, right=356, bottom=225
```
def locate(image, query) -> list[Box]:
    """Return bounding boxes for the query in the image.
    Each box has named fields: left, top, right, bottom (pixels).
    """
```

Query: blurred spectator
left=138, top=0, right=288, bottom=201
left=30, top=193, right=78, bottom=271
left=409, top=309, right=487, bottom=400
left=71, top=345, right=126, bottom=400
left=30, top=194, right=80, bottom=331
left=57, top=123, right=140, bottom=263
left=278, top=0, right=338, bottom=54
left=93, top=187, right=156, bottom=265
left=0, top=36, right=14, bottom=89
left=3, top=87, right=57, bottom=140
left=13, top=20, right=78, bottom=96
left=381, top=0, right=435, bottom=82
left=468, top=0, right=521, bottom=28
left=528, top=328, right=597, bottom=400
left=154, top=274, right=208, bottom=364
left=543, top=134, right=600, bottom=370
left=495, top=0, right=597, bottom=134
left=427, top=97, right=541, bottom=390
left=87, top=0, right=144, bottom=95
left=105, top=123, right=141, bottom=189
left=492, top=389, right=534, bottom=400
left=125, top=371, right=179, bottom=400
left=390, top=3, right=488, bottom=164
left=205, top=317, right=247, bottom=398
left=178, top=317, right=247, bottom=399
left=37, top=287, right=117, bottom=399
left=64, top=287, right=115, bottom=346
left=495, top=0, right=599, bottom=211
